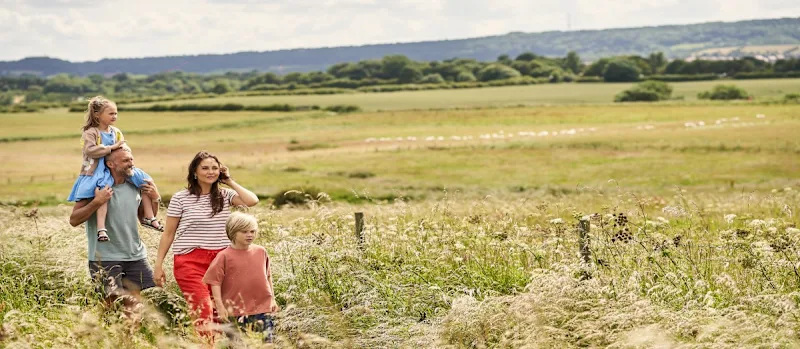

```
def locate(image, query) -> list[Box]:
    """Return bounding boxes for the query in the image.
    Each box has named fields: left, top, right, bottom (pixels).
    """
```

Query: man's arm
left=69, top=186, right=113, bottom=227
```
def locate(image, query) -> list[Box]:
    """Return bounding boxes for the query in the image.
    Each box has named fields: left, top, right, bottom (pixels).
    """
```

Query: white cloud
left=1, top=0, right=798, bottom=61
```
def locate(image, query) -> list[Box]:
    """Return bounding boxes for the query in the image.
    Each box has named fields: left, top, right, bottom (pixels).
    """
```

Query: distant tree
left=338, top=63, right=370, bottom=80
left=211, top=81, right=231, bottom=94
left=511, top=61, right=534, bottom=76
left=357, top=60, right=383, bottom=78
left=626, top=56, right=654, bottom=75
left=397, top=66, right=423, bottom=83
left=583, top=58, right=610, bottom=76
left=648, top=52, right=666, bottom=73
left=565, top=51, right=581, bottom=74
left=663, top=60, right=687, bottom=75
left=497, top=54, right=513, bottom=66
left=603, top=59, right=641, bottom=82
left=381, top=55, right=413, bottom=79
left=282, top=72, right=304, bottom=84
left=420, top=73, right=445, bottom=84
left=303, top=71, right=335, bottom=84
left=327, top=62, right=351, bottom=78
left=477, top=64, right=521, bottom=81
left=111, top=73, right=130, bottom=82
left=515, top=52, right=538, bottom=62
left=455, top=71, right=477, bottom=82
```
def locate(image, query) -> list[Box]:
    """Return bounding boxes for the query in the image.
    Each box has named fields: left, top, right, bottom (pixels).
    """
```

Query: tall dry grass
left=1, top=187, right=799, bottom=348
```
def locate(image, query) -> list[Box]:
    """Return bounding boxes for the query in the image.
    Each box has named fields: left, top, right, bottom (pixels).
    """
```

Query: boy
left=202, top=212, right=279, bottom=342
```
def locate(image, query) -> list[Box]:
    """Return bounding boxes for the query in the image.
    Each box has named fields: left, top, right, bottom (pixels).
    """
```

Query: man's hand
left=69, top=186, right=113, bottom=227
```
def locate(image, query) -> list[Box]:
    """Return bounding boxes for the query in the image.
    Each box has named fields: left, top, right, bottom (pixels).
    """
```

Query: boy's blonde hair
left=225, top=211, right=258, bottom=241
left=82, top=96, right=117, bottom=131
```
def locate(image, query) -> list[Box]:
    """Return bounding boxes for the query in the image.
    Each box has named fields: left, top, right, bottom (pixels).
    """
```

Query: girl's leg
left=139, top=198, right=162, bottom=230
left=97, top=201, right=109, bottom=242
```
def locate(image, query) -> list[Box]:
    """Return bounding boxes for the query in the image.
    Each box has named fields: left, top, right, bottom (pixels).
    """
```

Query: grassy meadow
left=126, top=78, right=800, bottom=111
left=2, top=82, right=800, bottom=348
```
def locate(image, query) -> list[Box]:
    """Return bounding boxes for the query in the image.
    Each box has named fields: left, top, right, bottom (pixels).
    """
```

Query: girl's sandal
left=141, top=217, right=164, bottom=232
left=97, top=229, right=110, bottom=242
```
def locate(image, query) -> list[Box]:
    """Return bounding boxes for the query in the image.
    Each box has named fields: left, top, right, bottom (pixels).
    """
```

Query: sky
left=1, top=0, right=799, bottom=62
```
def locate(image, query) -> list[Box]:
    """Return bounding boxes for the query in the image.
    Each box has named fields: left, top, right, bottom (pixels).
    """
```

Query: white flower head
left=549, top=218, right=564, bottom=225
left=724, top=214, right=737, bottom=224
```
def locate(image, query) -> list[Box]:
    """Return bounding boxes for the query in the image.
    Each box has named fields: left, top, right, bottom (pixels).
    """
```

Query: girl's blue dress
left=67, top=130, right=150, bottom=202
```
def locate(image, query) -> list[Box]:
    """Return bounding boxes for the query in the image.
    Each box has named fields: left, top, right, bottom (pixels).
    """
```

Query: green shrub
left=477, top=64, right=522, bottom=82
left=455, top=71, right=477, bottom=82
left=697, top=85, right=749, bottom=100
left=348, top=171, right=376, bottom=179
left=614, top=80, right=673, bottom=102
left=784, top=93, right=800, bottom=104
left=420, top=74, right=446, bottom=84
left=324, top=104, right=361, bottom=113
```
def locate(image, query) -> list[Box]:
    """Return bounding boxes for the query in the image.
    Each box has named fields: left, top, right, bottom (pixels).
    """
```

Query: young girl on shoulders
left=67, top=96, right=163, bottom=242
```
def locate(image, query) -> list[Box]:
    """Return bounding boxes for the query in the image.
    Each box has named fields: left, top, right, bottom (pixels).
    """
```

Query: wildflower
left=748, top=219, right=766, bottom=228
left=787, top=228, right=800, bottom=234
left=784, top=187, right=792, bottom=192
left=724, top=214, right=737, bottom=224
left=661, top=205, right=687, bottom=217
left=454, top=242, right=465, bottom=250
left=756, top=114, right=766, bottom=119
left=549, top=218, right=564, bottom=224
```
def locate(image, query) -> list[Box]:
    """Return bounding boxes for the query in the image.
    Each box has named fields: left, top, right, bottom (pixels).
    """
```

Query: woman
left=153, top=151, right=259, bottom=336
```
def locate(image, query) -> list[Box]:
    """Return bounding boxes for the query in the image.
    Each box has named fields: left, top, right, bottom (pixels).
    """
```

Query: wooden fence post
left=578, top=218, right=592, bottom=280
left=355, top=212, right=364, bottom=246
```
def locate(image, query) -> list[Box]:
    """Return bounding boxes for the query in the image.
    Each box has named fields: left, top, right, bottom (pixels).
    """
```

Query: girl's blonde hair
left=82, top=96, right=116, bottom=131
left=225, top=211, right=259, bottom=241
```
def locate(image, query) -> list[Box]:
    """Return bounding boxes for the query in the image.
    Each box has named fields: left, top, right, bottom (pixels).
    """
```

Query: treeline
left=2, top=52, right=800, bottom=108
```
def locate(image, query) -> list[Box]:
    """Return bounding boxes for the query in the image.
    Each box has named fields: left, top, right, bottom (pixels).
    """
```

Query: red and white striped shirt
left=167, top=188, right=238, bottom=255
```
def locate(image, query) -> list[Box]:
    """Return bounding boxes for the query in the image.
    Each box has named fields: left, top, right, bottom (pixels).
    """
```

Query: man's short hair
left=105, top=145, right=131, bottom=163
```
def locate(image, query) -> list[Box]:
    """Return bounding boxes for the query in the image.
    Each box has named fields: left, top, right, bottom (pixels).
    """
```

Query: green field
left=126, top=78, right=800, bottom=111
left=1, top=103, right=798, bottom=204
left=2, top=83, right=800, bottom=348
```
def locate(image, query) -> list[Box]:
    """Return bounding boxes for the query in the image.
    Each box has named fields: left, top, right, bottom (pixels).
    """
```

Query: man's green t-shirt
left=85, top=181, right=148, bottom=261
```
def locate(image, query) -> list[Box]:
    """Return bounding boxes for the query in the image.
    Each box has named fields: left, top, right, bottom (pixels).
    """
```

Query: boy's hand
left=216, top=304, right=229, bottom=320
left=269, top=299, right=280, bottom=313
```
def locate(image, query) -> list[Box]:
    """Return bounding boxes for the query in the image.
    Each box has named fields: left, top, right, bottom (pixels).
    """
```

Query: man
left=69, top=146, right=161, bottom=304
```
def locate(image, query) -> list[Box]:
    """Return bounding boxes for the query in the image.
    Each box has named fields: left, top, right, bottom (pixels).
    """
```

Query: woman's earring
left=194, top=174, right=197, bottom=179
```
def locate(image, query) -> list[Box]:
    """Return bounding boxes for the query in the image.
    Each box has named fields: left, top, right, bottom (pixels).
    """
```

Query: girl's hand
left=153, top=264, right=166, bottom=287
left=112, top=140, right=126, bottom=150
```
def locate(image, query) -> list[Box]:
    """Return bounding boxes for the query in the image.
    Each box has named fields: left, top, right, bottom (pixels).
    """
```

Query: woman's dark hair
left=187, top=151, right=225, bottom=217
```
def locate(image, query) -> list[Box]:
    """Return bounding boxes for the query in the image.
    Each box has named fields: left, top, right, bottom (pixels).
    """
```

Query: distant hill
left=2, top=17, right=799, bottom=76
